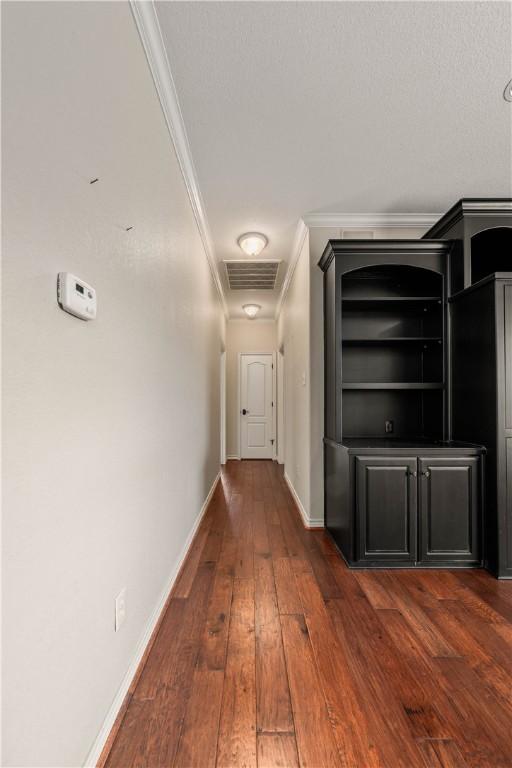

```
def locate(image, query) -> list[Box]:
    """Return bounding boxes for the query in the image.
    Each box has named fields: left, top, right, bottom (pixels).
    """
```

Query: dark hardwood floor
left=102, top=460, right=512, bottom=767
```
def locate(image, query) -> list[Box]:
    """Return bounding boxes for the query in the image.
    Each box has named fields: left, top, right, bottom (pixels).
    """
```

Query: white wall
left=1, top=3, right=224, bottom=766
left=225, top=319, right=277, bottom=458
left=277, top=232, right=313, bottom=523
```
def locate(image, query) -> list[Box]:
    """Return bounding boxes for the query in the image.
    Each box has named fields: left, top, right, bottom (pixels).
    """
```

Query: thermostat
left=57, top=272, right=97, bottom=320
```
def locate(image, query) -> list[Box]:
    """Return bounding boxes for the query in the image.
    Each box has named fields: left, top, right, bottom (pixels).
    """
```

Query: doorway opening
left=239, top=352, right=276, bottom=459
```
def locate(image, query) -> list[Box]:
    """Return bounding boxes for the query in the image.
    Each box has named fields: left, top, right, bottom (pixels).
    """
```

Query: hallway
left=102, top=460, right=512, bottom=768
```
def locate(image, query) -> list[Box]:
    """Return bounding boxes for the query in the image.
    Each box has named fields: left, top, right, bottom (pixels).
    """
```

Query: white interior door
left=240, top=353, right=274, bottom=459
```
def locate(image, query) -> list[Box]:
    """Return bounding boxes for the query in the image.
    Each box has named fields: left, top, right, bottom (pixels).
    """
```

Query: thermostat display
left=57, top=272, right=97, bottom=320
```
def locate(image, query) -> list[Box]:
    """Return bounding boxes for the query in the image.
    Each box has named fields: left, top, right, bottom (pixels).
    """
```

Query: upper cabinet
left=470, top=227, right=512, bottom=284
left=422, top=198, right=512, bottom=294
left=319, top=241, right=451, bottom=444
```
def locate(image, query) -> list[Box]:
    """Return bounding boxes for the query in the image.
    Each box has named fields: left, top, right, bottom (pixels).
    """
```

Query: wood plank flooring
left=103, top=460, right=512, bottom=768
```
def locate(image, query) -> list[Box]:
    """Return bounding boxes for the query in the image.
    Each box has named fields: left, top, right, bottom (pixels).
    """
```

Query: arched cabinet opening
left=471, top=227, right=512, bottom=284
left=341, top=264, right=444, bottom=441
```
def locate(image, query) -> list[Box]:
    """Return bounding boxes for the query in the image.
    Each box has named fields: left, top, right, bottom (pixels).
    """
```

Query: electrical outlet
left=115, top=588, right=126, bottom=632
left=385, top=420, right=394, bottom=434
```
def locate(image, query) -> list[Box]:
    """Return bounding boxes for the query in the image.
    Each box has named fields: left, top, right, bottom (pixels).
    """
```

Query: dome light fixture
left=504, top=78, right=512, bottom=102
left=238, top=232, right=268, bottom=257
left=243, top=303, right=261, bottom=319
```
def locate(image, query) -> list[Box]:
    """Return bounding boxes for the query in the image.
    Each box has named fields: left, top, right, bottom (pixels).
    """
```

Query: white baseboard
left=284, top=471, right=324, bottom=528
left=83, top=471, right=220, bottom=767
left=226, top=455, right=240, bottom=461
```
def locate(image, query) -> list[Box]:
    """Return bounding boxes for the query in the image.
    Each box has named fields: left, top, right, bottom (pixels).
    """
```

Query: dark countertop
left=324, top=437, right=485, bottom=454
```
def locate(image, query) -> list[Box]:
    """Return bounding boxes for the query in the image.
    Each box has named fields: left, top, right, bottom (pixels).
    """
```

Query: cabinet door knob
left=408, top=470, right=417, bottom=477
left=422, top=470, right=431, bottom=478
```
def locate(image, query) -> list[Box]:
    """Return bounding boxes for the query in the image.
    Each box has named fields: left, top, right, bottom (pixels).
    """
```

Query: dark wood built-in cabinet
left=451, top=275, right=512, bottom=577
left=424, top=199, right=512, bottom=577
left=320, top=200, right=512, bottom=575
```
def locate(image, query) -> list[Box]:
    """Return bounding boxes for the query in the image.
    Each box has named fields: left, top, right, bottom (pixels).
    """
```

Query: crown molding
left=275, top=219, right=308, bottom=320
left=130, top=0, right=228, bottom=318
left=302, top=212, right=441, bottom=229
left=318, top=239, right=453, bottom=272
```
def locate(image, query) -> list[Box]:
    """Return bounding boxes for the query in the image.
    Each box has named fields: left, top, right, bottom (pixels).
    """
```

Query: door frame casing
left=277, top=348, right=285, bottom=464
left=238, top=351, right=276, bottom=460
left=220, top=350, right=226, bottom=465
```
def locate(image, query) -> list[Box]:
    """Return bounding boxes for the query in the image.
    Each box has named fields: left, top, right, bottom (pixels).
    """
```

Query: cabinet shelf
left=342, top=296, right=441, bottom=307
left=342, top=337, right=442, bottom=345
left=342, top=382, right=444, bottom=390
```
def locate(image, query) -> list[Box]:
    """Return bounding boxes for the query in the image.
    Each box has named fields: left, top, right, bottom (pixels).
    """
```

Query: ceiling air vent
left=224, top=260, right=281, bottom=290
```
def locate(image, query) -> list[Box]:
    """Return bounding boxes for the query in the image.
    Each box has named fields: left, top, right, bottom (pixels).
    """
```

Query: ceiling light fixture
left=243, top=303, right=261, bottom=319
left=504, top=78, right=512, bottom=102
left=238, top=232, right=268, bottom=257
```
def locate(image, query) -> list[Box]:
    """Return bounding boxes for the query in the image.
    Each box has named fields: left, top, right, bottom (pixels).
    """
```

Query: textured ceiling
left=155, top=1, right=512, bottom=318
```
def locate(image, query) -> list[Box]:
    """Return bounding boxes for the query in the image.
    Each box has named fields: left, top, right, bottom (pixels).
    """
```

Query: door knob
left=408, top=470, right=417, bottom=478
left=422, top=470, right=431, bottom=478
left=242, top=408, right=248, bottom=415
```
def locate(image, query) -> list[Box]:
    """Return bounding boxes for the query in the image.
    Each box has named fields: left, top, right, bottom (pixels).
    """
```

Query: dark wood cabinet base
left=325, top=439, right=484, bottom=569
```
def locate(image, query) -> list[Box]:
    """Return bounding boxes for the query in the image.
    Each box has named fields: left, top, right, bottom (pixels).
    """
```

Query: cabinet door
left=355, top=457, right=417, bottom=563
left=418, top=458, right=480, bottom=564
